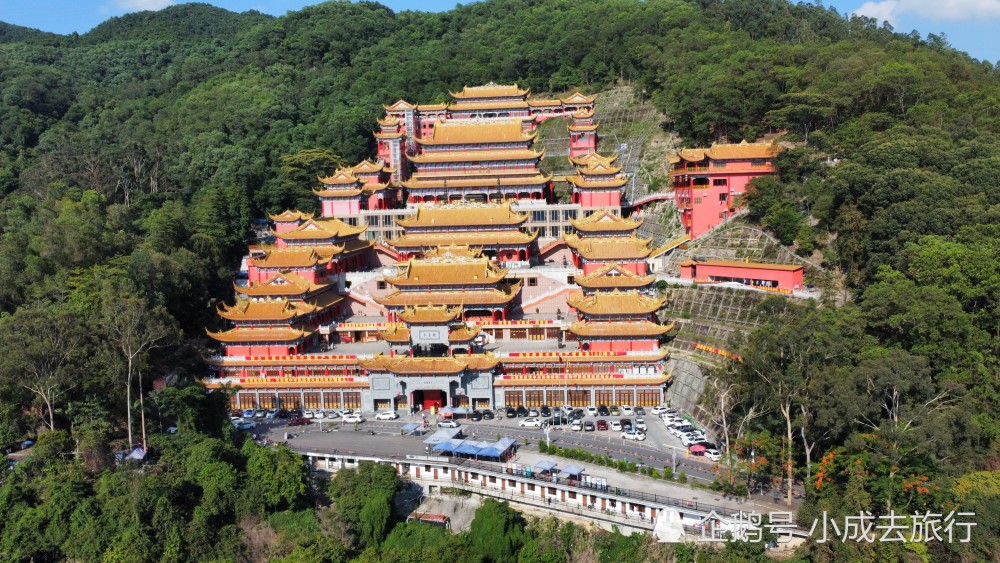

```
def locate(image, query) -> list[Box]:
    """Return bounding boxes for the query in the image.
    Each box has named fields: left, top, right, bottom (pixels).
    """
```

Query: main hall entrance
left=412, top=389, right=446, bottom=410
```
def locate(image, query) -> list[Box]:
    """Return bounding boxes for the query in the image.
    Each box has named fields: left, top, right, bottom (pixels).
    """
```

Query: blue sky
left=1, top=0, right=997, bottom=63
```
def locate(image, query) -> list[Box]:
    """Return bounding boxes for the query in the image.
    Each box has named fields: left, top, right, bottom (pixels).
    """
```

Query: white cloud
left=855, top=0, right=1000, bottom=24
left=114, top=0, right=175, bottom=11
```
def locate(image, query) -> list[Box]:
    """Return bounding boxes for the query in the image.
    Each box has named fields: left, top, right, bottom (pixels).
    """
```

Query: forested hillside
left=0, top=0, right=998, bottom=560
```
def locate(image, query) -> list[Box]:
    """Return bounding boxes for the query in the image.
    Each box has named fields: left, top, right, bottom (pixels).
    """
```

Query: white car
left=621, top=431, right=646, bottom=441
left=265, top=410, right=277, bottom=419
left=519, top=417, right=544, bottom=428
left=621, top=405, right=634, bottom=416
left=437, top=419, right=460, bottom=428
left=635, top=418, right=647, bottom=432
left=650, top=406, right=670, bottom=415
left=682, top=434, right=707, bottom=447
left=375, top=410, right=399, bottom=420
left=586, top=406, right=598, bottom=417
left=254, top=409, right=266, bottom=418
left=303, top=410, right=315, bottom=419
left=570, top=421, right=583, bottom=431
left=343, top=414, right=365, bottom=424
left=528, top=409, right=540, bottom=417
left=323, top=411, right=339, bottom=419
left=706, top=448, right=722, bottom=462
left=610, top=420, right=622, bottom=431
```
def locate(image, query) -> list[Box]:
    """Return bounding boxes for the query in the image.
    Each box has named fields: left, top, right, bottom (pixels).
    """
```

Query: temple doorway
left=412, top=389, right=446, bottom=410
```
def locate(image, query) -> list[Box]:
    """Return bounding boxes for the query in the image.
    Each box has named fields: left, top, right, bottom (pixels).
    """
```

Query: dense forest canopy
left=0, top=0, right=998, bottom=560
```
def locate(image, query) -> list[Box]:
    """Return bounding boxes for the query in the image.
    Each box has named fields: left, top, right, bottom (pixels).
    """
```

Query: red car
left=596, top=419, right=609, bottom=431
left=288, top=417, right=312, bottom=427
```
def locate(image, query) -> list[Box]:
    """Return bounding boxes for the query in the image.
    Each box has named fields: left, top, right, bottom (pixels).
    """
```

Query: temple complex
left=204, top=84, right=679, bottom=412
left=668, top=140, right=783, bottom=238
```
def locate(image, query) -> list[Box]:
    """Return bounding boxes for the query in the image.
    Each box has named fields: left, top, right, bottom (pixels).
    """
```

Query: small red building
left=679, top=259, right=804, bottom=291
left=669, top=141, right=782, bottom=239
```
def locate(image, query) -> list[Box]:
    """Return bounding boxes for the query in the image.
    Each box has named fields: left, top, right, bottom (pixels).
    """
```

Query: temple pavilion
left=375, top=246, right=522, bottom=322
left=387, top=202, right=539, bottom=263
left=566, top=152, right=629, bottom=208
left=378, top=305, right=483, bottom=356
left=562, top=208, right=656, bottom=277
left=208, top=271, right=343, bottom=357
left=401, top=118, right=551, bottom=204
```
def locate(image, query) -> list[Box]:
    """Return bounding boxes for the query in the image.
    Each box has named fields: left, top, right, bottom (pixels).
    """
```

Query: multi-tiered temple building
left=206, top=84, right=676, bottom=412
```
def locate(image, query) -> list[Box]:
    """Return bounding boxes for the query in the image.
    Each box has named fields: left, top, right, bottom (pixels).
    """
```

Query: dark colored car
left=516, top=405, right=529, bottom=417
left=549, top=415, right=567, bottom=426
left=288, top=417, right=311, bottom=427
left=540, top=405, right=552, bottom=417
left=620, top=418, right=633, bottom=431
left=482, top=409, right=495, bottom=420
left=583, top=421, right=596, bottom=432
left=597, top=405, right=610, bottom=416
left=276, top=409, right=290, bottom=419
left=506, top=407, right=517, bottom=418
left=470, top=410, right=483, bottom=421
left=635, top=407, right=646, bottom=416
left=596, top=419, right=609, bottom=431
left=572, top=408, right=585, bottom=418
left=230, top=409, right=243, bottom=418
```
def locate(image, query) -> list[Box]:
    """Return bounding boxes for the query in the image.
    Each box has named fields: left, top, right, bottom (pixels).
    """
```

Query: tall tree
left=100, top=292, right=177, bottom=449
left=0, top=302, right=86, bottom=431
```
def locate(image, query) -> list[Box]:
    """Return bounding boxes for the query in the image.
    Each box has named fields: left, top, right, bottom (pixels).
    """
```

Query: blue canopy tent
left=478, top=437, right=517, bottom=459
left=558, top=465, right=586, bottom=480
left=534, top=460, right=558, bottom=474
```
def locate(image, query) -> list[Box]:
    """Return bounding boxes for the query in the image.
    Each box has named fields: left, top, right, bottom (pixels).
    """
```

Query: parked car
left=549, top=416, right=567, bottom=426
left=375, top=410, right=399, bottom=420
left=505, top=407, right=517, bottom=418
left=469, top=410, right=483, bottom=421
left=621, top=405, right=634, bottom=416
left=288, top=417, right=311, bottom=427
left=231, top=409, right=243, bottom=418
left=540, top=405, right=552, bottom=417
left=519, top=417, right=544, bottom=428
left=238, top=420, right=256, bottom=430
left=276, top=409, right=290, bottom=419
left=342, top=414, right=364, bottom=424
left=705, top=448, right=722, bottom=462
left=681, top=434, right=706, bottom=447
left=610, top=420, right=622, bottom=431
left=570, top=420, right=583, bottom=431
left=583, top=421, right=596, bottom=432
left=265, top=409, right=278, bottom=419
left=528, top=408, right=540, bottom=417
left=242, top=409, right=255, bottom=418
left=323, top=410, right=340, bottom=420
left=596, top=419, right=609, bottom=431
left=651, top=406, right=670, bottom=415
left=671, top=424, right=696, bottom=437
left=635, top=407, right=646, bottom=416
left=597, top=405, right=610, bottom=416
left=437, top=419, right=460, bottom=428
left=166, top=426, right=178, bottom=434
left=610, top=406, right=621, bottom=416
left=586, top=406, right=598, bottom=417
left=635, top=418, right=647, bottom=432
left=622, top=430, right=646, bottom=441
left=620, top=419, right=633, bottom=431
left=515, top=406, right=529, bottom=417
left=254, top=409, right=267, bottom=418
left=303, top=410, right=315, bottom=419
left=482, top=410, right=495, bottom=420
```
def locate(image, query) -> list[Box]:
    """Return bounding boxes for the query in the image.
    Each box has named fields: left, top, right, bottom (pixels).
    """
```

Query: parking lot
left=239, top=405, right=722, bottom=483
